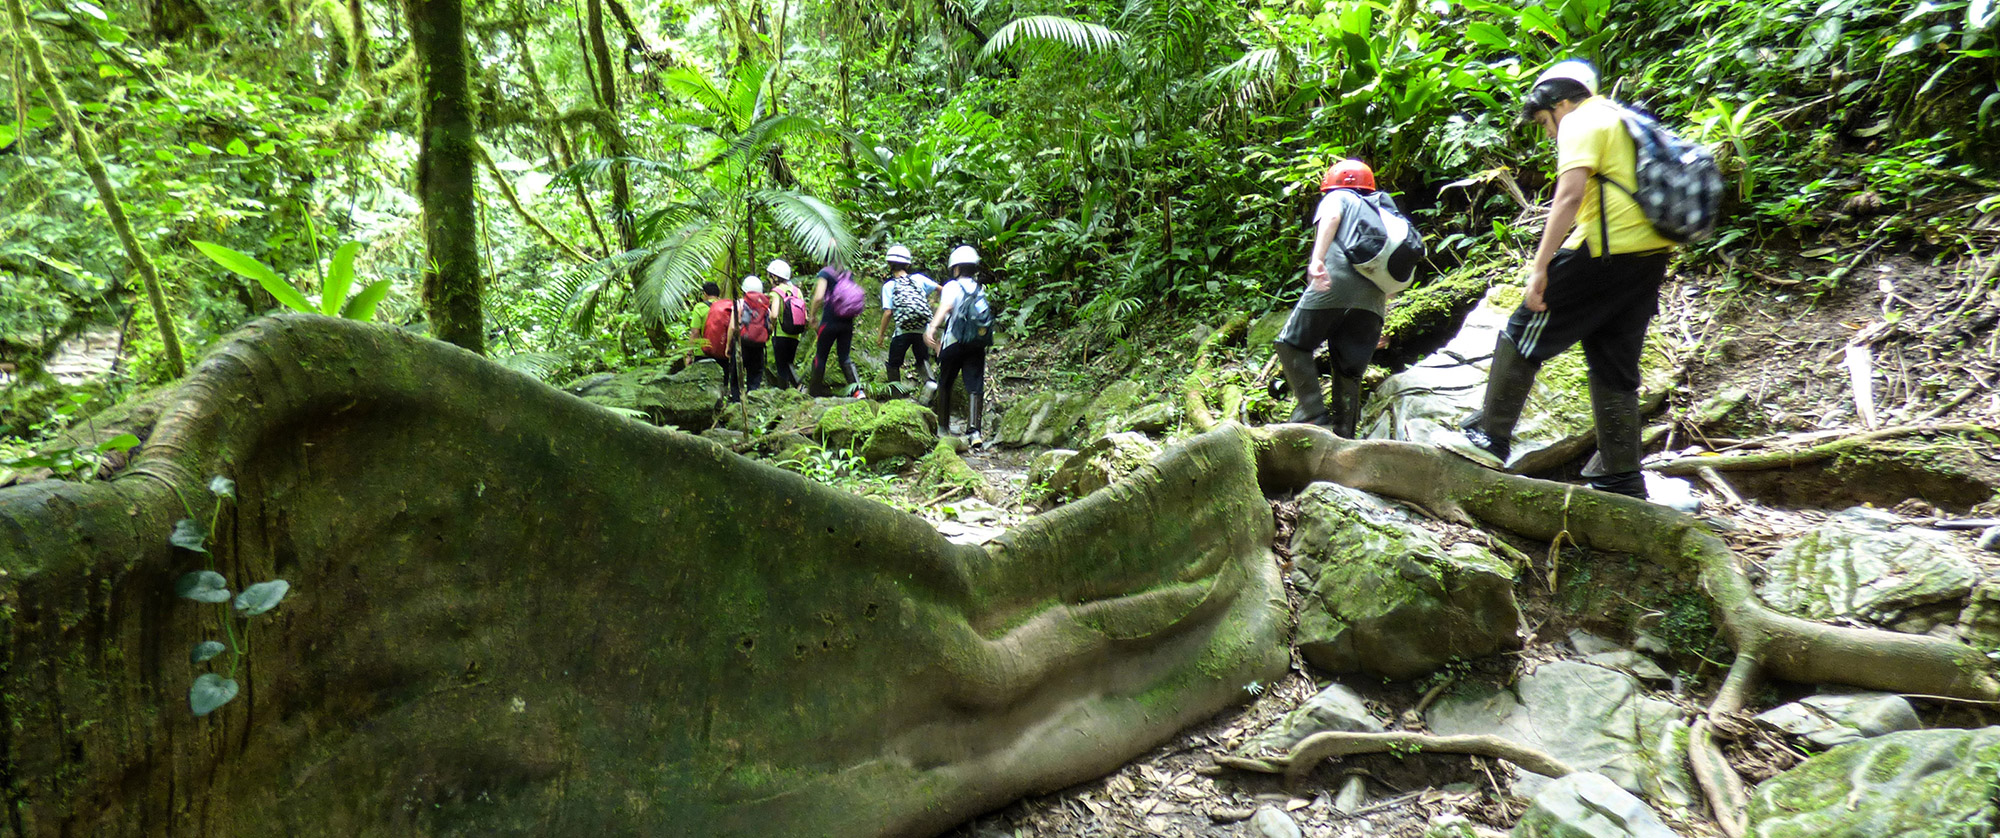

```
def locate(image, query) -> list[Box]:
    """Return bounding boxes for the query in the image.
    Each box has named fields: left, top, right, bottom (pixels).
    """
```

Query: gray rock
left=568, top=361, right=729, bottom=430
left=1756, top=507, right=1980, bottom=626
left=1363, top=287, right=1674, bottom=473
left=1288, top=482, right=1524, bottom=680
left=1980, top=525, right=2000, bottom=553
left=1568, top=629, right=1622, bottom=656
left=1124, top=401, right=1180, bottom=434
left=1026, top=448, right=1078, bottom=489
left=1748, top=727, right=2000, bottom=837
left=1753, top=692, right=1921, bottom=749
left=1250, top=805, right=1303, bottom=838
left=1582, top=651, right=1672, bottom=682
left=996, top=391, right=1089, bottom=447
left=1427, top=814, right=1508, bottom=838
left=1239, top=682, right=1384, bottom=755
left=1959, top=580, right=2000, bottom=651
left=1332, top=775, right=1367, bottom=814
left=1428, top=661, right=1694, bottom=805
left=1514, top=772, right=1683, bottom=838
left=1046, top=433, right=1161, bottom=501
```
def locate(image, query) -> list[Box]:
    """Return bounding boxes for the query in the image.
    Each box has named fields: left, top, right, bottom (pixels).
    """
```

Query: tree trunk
left=346, top=0, right=373, bottom=82
left=8, top=0, right=186, bottom=378
left=403, top=0, right=484, bottom=353
left=146, top=0, right=212, bottom=41
left=584, top=0, right=634, bottom=254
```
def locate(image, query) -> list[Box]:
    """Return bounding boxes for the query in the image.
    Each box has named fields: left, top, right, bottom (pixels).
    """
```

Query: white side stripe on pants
left=1518, top=310, right=1552, bottom=357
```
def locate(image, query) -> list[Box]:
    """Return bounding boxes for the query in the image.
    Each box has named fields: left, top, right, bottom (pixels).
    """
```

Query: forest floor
left=917, top=241, right=2000, bottom=837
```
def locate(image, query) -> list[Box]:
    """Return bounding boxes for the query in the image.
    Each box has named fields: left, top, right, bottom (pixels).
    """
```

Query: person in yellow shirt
left=1460, top=59, right=1675, bottom=499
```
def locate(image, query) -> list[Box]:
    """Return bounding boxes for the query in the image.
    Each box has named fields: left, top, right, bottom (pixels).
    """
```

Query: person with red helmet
left=1271, top=158, right=1399, bottom=436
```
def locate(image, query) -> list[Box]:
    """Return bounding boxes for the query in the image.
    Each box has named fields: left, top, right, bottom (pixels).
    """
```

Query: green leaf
left=170, top=519, right=209, bottom=554
left=1465, top=22, right=1511, bottom=47
left=94, top=433, right=139, bottom=453
left=185, top=142, right=212, bottom=156
left=191, top=240, right=315, bottom=313
left=189, top=640, right=226, bottom=665
left=340, top=280, right=391, bottom=321
left=305, top=96, right=330, bottom=110
left=322, top=242, right=363, bottom=315
left=153, top=148, right=177, bottom=162
left=174, top=570, right=229, bottom=602
left=1887, top=32, right=1924, bottom=57
left=750, top=190, right=855, bottom=265
left=1519, top=5, right=1563, bottom=36
left=234, top=580, right=290, bottom=616
left=189, top=674, right=238, bottom=717
left=225, top=138, right=250, bottom=155
left=977, top=15, right=1126, bottom=64
left=0, top=125, right=14, bottom=149
left=208, top=475, right=236, bottom=499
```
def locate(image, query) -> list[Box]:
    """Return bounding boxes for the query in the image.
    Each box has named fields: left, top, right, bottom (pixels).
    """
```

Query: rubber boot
left=807, top=360, right=832, bottom=397
left=1328, top=373, right=1364, bottom=438
left=841, top=358, right=865, bottom=398
left=967, top=391, right=986, bottom=447
left=1275, top=343, right=1328, bottom=426
left=1459, top=336, right=1541, bottom=465
left=1582, top=379, right=1647, bottom=499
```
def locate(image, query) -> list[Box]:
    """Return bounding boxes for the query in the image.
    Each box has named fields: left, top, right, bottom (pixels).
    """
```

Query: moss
left=914, top=441, right=986, bottom=498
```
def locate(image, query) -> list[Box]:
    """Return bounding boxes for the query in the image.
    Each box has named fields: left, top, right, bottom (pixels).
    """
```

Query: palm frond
left=662, top=65, right=733, bottom=119
left=553, top=156, right=705, bottom=191
left=977, top=15, right=1126, bottom=65
left=728, top=61, right=776, bottom=131
left=495, top=352, right=569, bottom=382
left=700, top=114, right=836, bottom=172
left=751, top=189, right=855, bottom=265
left=635, top=221, right=736, bottom=325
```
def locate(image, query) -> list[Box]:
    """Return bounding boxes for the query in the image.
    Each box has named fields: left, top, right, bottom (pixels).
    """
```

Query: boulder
left=997, top=391, right=1089, bottom=447
left=1238, top=682, right=1384, bottom=756
left=1958, top=580, right=2000, bottom=651
left=1248, top=310, right=1288, bottom=355
left=1251, top=805, right=1303, bottom=838
left=814, top=400, right=939, bottom=464
left=1756, top=507, right=1980, bottom=627
left=1124, top=401, right=1180, bottom=434
left=1514, top=772, right=1684, bottom=838
left=914, top=441, right=987, bottom=500
left=566, top=361, right=728, bottom=430
left=1081, top=380, right=1179, bottom=439
left=1752, top=691, right=1921, bottom=749
left=1287, top=482, right=1524, bottom=679
left=1047, top=432, right=1162, bottom=501
left=1747, top=727, right=2000, bottom=837
left=1361, top=286, right=1674, bottom=473
left=1027, top=449, right=1078, bottom=490
left=1427, top=661, right=1694, bottom=805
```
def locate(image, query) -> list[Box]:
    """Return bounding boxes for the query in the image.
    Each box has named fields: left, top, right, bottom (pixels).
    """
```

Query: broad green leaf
left=977, top=15, right=1126, bottom=64
left=322, top=242, right=363, bottom=314
left=192, top=241, right=314, bottom=313
left=1465, top=22, right=1510, bottom=47
left=94, top=433, right=139, bottom=453
left=170, top=519, right=209, bottom=554
left=1887, top=32, right=1923, bottom=57
left=189, top=673, right=238, bottom=716
left=208, top=475, right=236, bottom=499
left=174, top=570, right=229, bottom=602
left=185, top=142, right=212, bottom=156
left=225, top=138, right=250, bottom=155
left=0, top=125, right=14, bottom=148
left=189, top=640, right=226, bottom=665
left=253, top=141, right=276, bottom=155
left=341, top=280, right=392, bottom=321
left=1520, top=5, right=1563, bottom=36
left=234, top=580, right=290, bottom=616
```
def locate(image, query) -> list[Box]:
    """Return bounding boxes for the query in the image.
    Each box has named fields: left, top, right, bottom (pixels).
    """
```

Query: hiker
left=925, top=246, right=995, bottom=447
left=1276, top=158, right=1405, bottom=437
left=690, top=280, right=740, bottom=402
left=767, top=260, right=807, bottom=389
left=1459, top=59, right=1682, bottom=500
left=875, top=244, right=939, bottom=399
left=808, top=262, right=868, bottom=398
left=738, top=276, right=772, bottom=391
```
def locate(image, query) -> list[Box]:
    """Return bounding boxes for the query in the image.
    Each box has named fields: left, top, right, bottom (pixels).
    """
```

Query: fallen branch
left=1650, top=423, right=1994, bottom=476
left=1215, top=730, right=1573, bottom=786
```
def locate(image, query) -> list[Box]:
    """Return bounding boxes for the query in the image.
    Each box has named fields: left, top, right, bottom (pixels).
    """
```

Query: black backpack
left=1599, top=105, right=1724, bottom=244
left=1334, top=190, right=1426, bottom=294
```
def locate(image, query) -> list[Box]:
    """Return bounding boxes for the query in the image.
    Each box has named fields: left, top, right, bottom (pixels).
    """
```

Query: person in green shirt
left=1460, top=59, right=1677, bottom=500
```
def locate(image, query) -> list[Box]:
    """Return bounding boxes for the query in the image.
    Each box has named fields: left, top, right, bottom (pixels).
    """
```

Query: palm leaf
left=340, top=280, right=393, bottom=321
left=751, top=189, right=855, bottom=265
left=495, top=352, right=569, bottom=382
left=321, top=242, right=363, bottom=315
left=635, top=221, right=736, bottom=325
left=702, top=114, right=835, bottom=172
left=977, top=15, right=1126, bottom=65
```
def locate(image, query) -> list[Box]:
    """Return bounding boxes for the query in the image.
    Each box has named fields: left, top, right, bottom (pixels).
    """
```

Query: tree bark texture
left=584, top=0, right=635, bottom=253
left=0, top=316, right=1288, bottom=836
left=8, top=0, right=187, bottom=378
left=403, top=0, right=485, bottom=354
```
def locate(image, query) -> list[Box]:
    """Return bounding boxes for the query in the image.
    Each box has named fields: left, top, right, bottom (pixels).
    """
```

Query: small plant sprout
left=1244, top=679, right=1265, bottom=696
left=172, top=474, right=291, bottom=717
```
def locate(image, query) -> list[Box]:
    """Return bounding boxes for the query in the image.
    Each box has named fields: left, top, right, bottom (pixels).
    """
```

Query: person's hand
left=1307, top=259, right=1331, bottom=292
left=924, top=332, right=941, bottom=352
left=1524, top=269, right=1549, bottom=312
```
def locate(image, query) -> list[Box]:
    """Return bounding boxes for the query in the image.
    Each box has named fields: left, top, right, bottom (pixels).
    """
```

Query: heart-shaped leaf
left=189, top=640, right=226, bottom=665
left=189, top=673, right=238, bottom=717
left=169, top=518, right=208, bottom=553
left=234, top=580, right=290, bottom=616
left=174, top=570, right=230, bottom=603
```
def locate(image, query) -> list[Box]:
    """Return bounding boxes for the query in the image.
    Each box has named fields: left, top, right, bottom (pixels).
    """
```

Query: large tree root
left=1690, top=654, right=1760, bottom=838
left=1183, top=313, right=1249, bottom=433
left=1652, top=422, right=1994, bottom=475
left=1215, top=731, right=1573, bottom=786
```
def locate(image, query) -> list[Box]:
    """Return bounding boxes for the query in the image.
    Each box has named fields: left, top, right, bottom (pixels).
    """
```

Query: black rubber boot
left=807, top=361, right=832, bottom=397
left=841, top=359, right=864, bottom=397
left=1582, top=378, right=1647, bottom=499
left=1275, top=342, right=1328, bottom=426
left=968, top=391, right=986, bottom=447
left=1460, top=335, right=1540, bottom=465
left=1328, top=373, right=1364, bottom=438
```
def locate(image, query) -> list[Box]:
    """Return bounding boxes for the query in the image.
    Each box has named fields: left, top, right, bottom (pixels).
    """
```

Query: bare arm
left=1307, top=204, right=1341, bottom=292
left=809, top=279, right=827, bottom=330
left=1528, top=167, right=1590, bottom=312
left=925, top=291, right=955, bottom=352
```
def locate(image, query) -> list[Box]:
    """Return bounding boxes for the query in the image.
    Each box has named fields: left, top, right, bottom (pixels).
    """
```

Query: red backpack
left=739, top=292, right=771, bottom=344
left=699, top=299, right=734, bottom=358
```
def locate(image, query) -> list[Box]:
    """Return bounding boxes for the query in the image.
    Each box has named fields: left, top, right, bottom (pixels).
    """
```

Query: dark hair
left=1519, top=78, right=1592, bottom=122
left=701, top=281, right=721, bottom=297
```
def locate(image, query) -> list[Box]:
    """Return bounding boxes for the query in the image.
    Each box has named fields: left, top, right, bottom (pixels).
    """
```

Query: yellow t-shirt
left=1555, top=97, right=1677, bottom=255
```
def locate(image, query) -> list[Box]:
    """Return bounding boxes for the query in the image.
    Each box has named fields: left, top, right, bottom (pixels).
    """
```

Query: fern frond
left=495, top=352, right=569, bottom=382
left=977, top=15, right=1126, bottom=65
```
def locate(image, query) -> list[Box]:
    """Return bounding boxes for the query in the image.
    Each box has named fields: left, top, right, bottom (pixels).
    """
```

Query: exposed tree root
left=1652, top=422, right=1994, bottom=475
left=1690, top=654, right=1760, bottom=838
left=1215, top=731, right=1573, bottom=786
left=1252, top=424, right=2000, bottom=701
left=1183, top=314, right=1249, bottom=433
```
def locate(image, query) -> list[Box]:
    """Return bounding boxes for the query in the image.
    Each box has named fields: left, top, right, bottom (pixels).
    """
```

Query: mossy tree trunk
left=403, top=0, right=485, bottom=354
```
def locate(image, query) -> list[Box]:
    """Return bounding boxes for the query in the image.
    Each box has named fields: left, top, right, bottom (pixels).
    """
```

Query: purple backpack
left=824, top=268, right=865, bottom=319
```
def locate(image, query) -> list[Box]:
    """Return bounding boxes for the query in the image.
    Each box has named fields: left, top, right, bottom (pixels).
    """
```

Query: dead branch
left=1651, top=423, right=1994, bottom=476
left=1215, top=731, right=1573, bottom=786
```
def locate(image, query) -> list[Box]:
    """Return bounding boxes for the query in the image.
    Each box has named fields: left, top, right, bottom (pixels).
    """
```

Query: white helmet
left=766, top=259, right=792, bottom=281
left=885, top=245, right=913, bottom=264
left=742, top=276, right=763, bottom=294
left=1534, top=59, right=1599, bottom=96
left=947, top=246, right=980, bottom=269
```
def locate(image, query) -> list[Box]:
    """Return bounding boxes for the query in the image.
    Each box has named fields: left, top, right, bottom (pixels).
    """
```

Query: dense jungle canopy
left=4, top=0, right=2000, bottom=835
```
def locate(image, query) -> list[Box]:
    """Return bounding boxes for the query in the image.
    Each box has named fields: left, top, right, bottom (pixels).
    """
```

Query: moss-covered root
left=1183, top=313, right=1250, bottom=433
left=1250, top=424, right=2000, bottom=702
left=1692, top=654, right=1760, bottom=838
left=1214, top=731, right=1573, bottom=787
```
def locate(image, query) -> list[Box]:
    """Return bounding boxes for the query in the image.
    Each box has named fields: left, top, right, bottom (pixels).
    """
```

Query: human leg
left=962, top=347, right=987, bottom=444
left=934, top=346, right=965, bottom=433
left=809, top=328, right=836, bottom=396
left=772, top=336, right=799, bottom=388
left=1274, top=305, right=1338, bottom=426
left=1576, top=253, right=1668, bottom=498
left=743, top=342, right=765, bottom=391
left=1323, top=310, right=1383, bottom=438
left=886, top=333, right=912, bottom=384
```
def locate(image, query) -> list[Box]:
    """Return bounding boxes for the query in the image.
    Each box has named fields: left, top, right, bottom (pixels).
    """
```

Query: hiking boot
left=1460, top=336, right=1540, bottom=466
left=967, top=430, right=984, bottom=448
left=1582, top=379, right=1647, bottom=499
left=920, top=379, right=938, bottom=402
left=807, top=363, right=832, bottom=397
left=1275, top=342, right=1328, bottom=426
left=1327, top=373, right=1364, bottom=438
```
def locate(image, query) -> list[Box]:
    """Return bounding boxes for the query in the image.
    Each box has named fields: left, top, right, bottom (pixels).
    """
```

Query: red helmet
left=1320, top=159, right=1376, bottom=192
